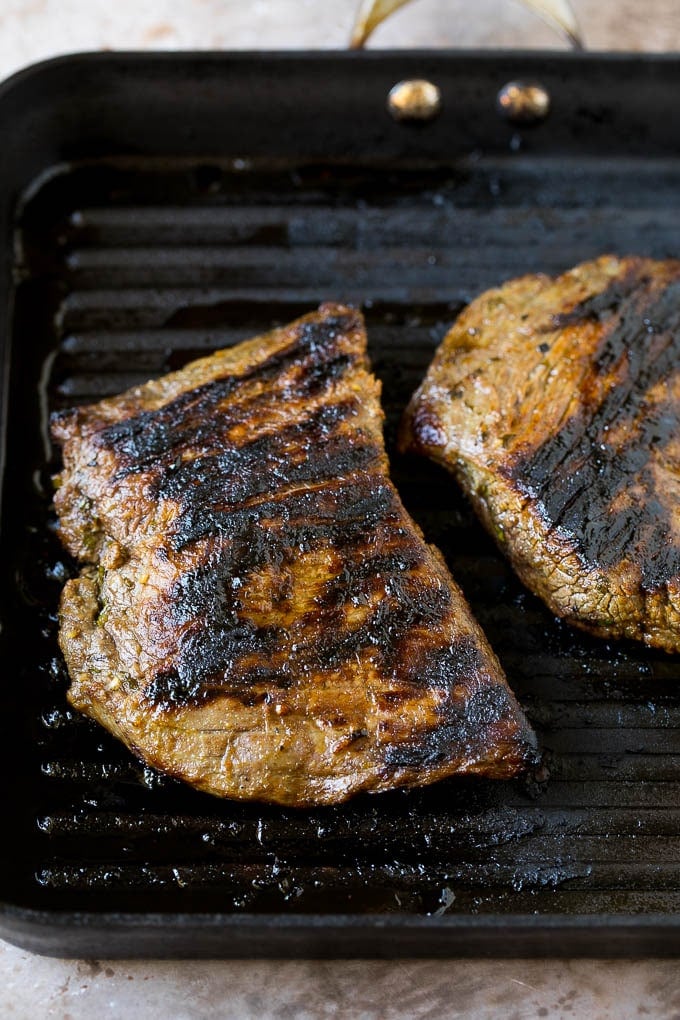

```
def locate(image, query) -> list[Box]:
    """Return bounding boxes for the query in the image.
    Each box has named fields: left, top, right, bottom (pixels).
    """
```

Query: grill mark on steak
left=167, top=477, right=400, bottom=555
left=545, top=265, right=644, bottom=333
left=93, top=312, right=358, bottom=478
left=300, top=578, right=452, bottom=674
left=151, top=400, right=381, bottom=540
left=404, top=638, right=488, bottom=693
left=512, top=271, right=680, bottom=587
left=143, top=582, right=454, bottom=711
left=142, top=499, right=452, bottom=709
left=382, top=686, right=514, bottom=769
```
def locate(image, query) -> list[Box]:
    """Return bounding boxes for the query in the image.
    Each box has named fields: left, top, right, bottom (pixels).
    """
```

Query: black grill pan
left=2, top=51, right=680, bottom=957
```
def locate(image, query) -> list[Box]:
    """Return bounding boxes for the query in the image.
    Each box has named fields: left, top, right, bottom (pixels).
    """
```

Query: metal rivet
left=496, top=81, right=551, bottom=126
left=387, top=79, right=442, bottom=123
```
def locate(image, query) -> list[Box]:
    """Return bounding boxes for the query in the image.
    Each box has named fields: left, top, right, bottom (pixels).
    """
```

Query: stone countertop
left=1, top=0, right=679, bottom=72
left=3, top=2, right=680, bottom=1017
left=4, top=953, right=680, bottom=1018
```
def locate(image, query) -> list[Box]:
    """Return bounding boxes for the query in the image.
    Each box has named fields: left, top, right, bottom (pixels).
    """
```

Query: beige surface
left=3, top=1, right=680, bottom=1018
left=3, top=948, right=680, bottom=1019
left=0, top=0, right=678, bottom=79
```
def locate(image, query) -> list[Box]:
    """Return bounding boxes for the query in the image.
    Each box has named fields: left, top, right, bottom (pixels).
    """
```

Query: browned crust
left=401, top=255, right=680, bottom=653
left=52, top=303, right=536, bottom=807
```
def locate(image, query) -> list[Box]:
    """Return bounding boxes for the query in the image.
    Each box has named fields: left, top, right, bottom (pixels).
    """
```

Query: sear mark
left=513, top=270, right=680, bottom=587
left=142, top=497, right=452, bottom=709
left=94, top=312, right=359, bottom=478
left=382, top=686, right=515, bottom=768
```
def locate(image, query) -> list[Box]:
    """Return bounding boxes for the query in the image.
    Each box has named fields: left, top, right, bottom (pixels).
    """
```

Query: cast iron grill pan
left=2, top=53, right=680, bottom=956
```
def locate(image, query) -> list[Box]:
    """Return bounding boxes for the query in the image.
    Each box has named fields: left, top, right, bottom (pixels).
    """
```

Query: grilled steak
left=51, top=304, right=536, bottom=807
left=401, top=255, right=680, bottom=652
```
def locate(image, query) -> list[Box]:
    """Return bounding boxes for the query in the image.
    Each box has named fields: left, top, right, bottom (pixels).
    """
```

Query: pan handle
left=350, top=0, right=584, bottom=51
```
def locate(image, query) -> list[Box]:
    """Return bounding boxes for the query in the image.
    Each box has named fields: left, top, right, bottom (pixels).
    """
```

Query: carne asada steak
left=401, top=255, right=680, bottom=652
left=51, top=304, right=536, bottom=806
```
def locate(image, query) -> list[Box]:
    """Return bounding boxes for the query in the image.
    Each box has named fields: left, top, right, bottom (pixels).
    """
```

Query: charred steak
left=51, top=304, right=536, bottom=807
left=401, top=255, right=680, bottom=653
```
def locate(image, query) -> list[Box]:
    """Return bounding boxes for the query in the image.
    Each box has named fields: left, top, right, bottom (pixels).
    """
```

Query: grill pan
left=2, top=51, right=680, bottom=958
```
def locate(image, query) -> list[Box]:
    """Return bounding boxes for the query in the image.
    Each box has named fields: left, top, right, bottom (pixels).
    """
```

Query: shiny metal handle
left=350, top=0, right=584, bottom=50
